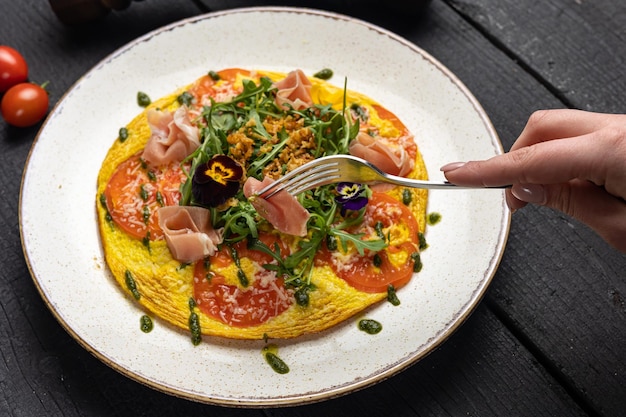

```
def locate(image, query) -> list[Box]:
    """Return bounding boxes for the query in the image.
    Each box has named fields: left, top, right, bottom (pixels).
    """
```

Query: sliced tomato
left=210, top=232, right=290, bottom=268
left=370, top=104, right=409, bottom=134
left=316, top=192, right=420, bottom=293
left=193, top=233, right=293, bottom=327
left=188, top=68, right=252, bottom=103
left=103, top=153, right=187, bottom=240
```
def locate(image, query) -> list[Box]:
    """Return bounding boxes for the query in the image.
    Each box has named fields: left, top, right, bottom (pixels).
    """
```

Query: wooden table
left=2, top=0, right=624, bottom=415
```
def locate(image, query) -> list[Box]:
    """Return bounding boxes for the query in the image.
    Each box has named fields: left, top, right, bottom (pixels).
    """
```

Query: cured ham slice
left=273, top=69, right=313, bottom=110
left=142, top=106, right=200, bottom=167
left=243, top=176, right=310, bottom=237
left=349, top=132, right=415, bottom=177
left=157, top=206, right=223, bottom=263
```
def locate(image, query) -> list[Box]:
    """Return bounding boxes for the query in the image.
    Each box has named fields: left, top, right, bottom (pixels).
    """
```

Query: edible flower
left=192, top=154, right=243, bottom=207
left=335, top=182, right=368, bottom=215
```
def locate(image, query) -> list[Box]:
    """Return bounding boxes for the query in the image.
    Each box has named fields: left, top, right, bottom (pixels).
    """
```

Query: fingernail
left=511, top=183, right=547, bottom=204
left=440, top=162, right=466, bottom=172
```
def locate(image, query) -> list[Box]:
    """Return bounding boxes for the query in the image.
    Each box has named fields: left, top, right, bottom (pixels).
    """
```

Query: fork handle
left=370, top=175, right=509, bottom=190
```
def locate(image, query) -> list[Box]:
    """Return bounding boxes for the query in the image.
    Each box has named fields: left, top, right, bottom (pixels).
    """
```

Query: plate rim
left=19, top=6, right=511, bottom=407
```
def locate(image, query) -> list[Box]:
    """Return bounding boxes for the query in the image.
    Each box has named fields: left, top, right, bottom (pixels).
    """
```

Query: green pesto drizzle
left=402, top=188, right=412, bottom=205
left=411, top=252, right=423, bottom=273
left=177, top=262, right=191, bottom=271
left=177, top=91, right=194, bottom=106
left=137, top=91, right=151, bottom=107
left=427, top=212, right=442, bottom=226
left=156, top=191, right=165, bottom=207
left=262, top=344, right=290, bottom=374
left=99, top=193, right=113, bottom=225
left=142, top=205, right=150, bottom=225
left=358, top=319, right=382, bottom=335
left=140, top=315, right=153, bottom=333
left=418, top=232, right=429, bottom=251
left=118, top=127, right=129, bottom=143
left=387, top=285, right=401, bottom=306
left=374, top=221, right=385, bottom=240
left=139, top=184, right=149, bottom=201
left=124, top=270, right=140, bottom=300
left=188, top=297, right=202, bottom=346
left=294, top=285, right=314, bottom=307
left=142, top=232, right=151, bottom=254
left=313, top=68, right=333, bottom=80
left=228, top=244, right=249, bottom=288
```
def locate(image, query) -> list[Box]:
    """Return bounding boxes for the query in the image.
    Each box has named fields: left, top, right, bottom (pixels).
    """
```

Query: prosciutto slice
left=243, top=176, right=310, bottom=237
left=157, top=206, right=223, bottom=263
left=349, top=132, right=415, bottom=177
left=141, top=106, right=200, bottom=167
left=273, top=69, right=313, bottom=110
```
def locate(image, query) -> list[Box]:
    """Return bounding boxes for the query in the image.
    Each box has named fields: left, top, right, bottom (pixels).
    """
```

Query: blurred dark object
left=204, top=1, right=432, bottom=16
left=49, top=0, right=139, bottom=25
left=49, top=0, right=431, bottom=25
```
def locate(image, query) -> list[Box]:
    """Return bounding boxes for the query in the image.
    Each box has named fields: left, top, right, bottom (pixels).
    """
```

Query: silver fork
left=254, top=154, right=507, bottom=199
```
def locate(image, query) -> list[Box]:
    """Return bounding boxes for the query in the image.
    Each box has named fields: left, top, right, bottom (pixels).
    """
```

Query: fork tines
left=255, top=160, right=340, bottom=200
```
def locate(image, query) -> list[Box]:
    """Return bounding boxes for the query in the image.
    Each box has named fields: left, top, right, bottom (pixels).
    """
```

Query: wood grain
left=1, top=0, right=624, bottom=416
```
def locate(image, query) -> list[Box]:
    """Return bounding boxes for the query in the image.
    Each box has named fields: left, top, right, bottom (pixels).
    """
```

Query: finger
left=441, top=134, right=608, bottom=187
left=511, top=109, right=613, bottom=151
left=506, top=189, right=528, bottom=211
left=512, top=180, right=626, bottom=252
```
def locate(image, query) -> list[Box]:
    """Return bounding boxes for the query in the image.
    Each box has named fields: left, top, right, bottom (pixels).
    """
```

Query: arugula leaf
left=329, top=229, right=387, bottom=256
left=175, top=71, right=394, bottom=300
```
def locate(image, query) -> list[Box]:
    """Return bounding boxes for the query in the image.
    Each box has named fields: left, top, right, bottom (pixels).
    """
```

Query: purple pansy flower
left=192, top=154, right=243, bottom=207
left=335, top=182, right=368, bottom=215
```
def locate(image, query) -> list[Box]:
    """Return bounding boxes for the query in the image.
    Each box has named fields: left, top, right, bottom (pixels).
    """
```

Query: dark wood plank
left=267, top=305, right=586, bottom=417
left=2, top=0, right=623, bottom=416
left=421, top=1, right=626, bottom=415
left=444, top=0, right=626, bottom=113
left=0, top=1, right=236, bottom=416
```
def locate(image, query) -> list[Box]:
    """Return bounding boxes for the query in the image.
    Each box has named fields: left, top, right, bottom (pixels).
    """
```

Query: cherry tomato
left=1, top=82, right=49, bottom=127
left=0, top=46, right=28, bottom=93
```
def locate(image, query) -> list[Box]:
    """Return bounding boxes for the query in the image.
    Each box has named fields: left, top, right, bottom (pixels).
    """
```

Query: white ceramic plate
left=20, top=7, right=510, bottom=407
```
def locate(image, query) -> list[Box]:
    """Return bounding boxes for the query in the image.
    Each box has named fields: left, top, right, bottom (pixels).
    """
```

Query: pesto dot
left=411, top=252, right=423, bottom=273
left=262, top=345, right=290, bottom=374
left=418, top=232, right=429, bottom=251
left=118, top=127, right=129, bottom=142
left=313, top=68, right=333, bottom=80
left=137, top=91, right=151, bottom=107
left=156, top=191, right=165, bottom=206
left=387, top=285, right=401, bottom=306
left=427, top=212, right=442, bottom=225
left=264, top=352, right=290, bottom=374
left=358, top=319, right=382, bottom=334
left=140, top=315, right=153, bottom=333
left=124, top=270, right=140, bottom=300
left=177, top=91, right=194, bottom=106
left=402, top=188, right=412, bottom=205
left=189, top=312, right=201, bottom=346
left=294, top=287, right=310, bottom=307
left=139, top=184, right=149, bottom=201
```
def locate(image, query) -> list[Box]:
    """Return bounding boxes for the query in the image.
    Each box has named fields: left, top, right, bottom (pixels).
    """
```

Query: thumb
left=511, top=180, right=626, bottom=252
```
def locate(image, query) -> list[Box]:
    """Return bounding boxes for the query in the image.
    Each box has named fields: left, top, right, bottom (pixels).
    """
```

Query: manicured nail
left=511, top=183, right=546, bottom=204
left=440, top=162, right=466, bottom=172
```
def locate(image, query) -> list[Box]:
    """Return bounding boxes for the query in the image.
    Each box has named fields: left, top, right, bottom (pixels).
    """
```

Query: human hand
left=440, top=109, right=626, bottom=252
